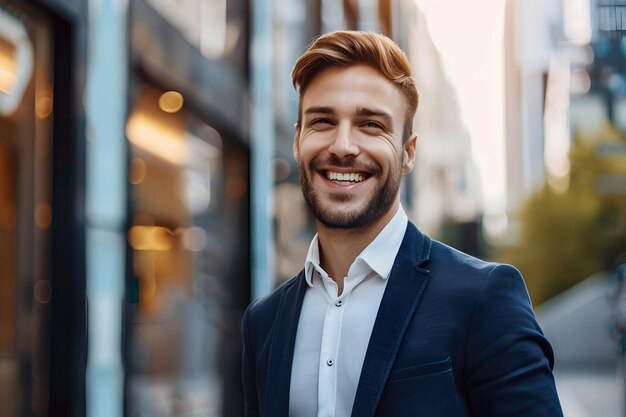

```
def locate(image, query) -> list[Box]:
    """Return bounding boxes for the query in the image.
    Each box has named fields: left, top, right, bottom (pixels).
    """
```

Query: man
left=242, top=30, right=563, bottom=417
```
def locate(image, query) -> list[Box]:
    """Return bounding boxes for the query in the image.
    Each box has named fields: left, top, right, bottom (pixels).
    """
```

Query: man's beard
left=298, top=155, right=402, bottom=229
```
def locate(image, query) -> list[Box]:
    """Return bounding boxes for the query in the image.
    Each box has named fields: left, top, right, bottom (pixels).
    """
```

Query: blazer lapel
left=264, top=272, right=308, bottom=417
left=351, top=222, right=432, bottom=417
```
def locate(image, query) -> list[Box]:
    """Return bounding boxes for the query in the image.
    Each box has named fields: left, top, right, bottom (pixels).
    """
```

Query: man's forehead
left=296, top=64, right=408, bottom=129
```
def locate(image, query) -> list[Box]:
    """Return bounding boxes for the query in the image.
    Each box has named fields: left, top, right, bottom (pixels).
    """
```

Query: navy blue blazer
left=242, top=222, right=563, bottom=417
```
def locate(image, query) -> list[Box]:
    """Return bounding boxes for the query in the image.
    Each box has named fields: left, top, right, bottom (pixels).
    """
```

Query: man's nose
left=328, top=123, right=359, bottom=158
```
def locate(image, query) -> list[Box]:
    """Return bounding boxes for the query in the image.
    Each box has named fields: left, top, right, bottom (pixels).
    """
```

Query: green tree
left=500, top=124, right=626, bottom=305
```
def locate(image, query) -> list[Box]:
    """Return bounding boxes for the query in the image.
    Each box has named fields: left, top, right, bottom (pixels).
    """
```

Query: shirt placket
left=317, top=288, right=347, bottom=417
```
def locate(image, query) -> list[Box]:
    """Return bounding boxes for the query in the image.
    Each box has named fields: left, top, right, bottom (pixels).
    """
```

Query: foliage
left=499, top=125, right=626, bottom=305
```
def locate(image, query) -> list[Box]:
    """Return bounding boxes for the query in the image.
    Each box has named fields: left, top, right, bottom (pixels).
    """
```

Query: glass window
left=0, top=3, right=53, bottom=416
left=125, top=82, right=249, bottom=417
left=144, top=0, right=234, bottom=59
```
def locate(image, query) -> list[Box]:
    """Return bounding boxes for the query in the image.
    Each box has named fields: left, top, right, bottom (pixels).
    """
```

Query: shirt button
left=335, top=300, right=343, bottom=307
left=326, top=359, right=334, bottom=367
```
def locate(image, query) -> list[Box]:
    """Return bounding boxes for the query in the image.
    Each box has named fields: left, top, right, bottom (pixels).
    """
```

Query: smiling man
left=242, top=31, right=563, bottom=417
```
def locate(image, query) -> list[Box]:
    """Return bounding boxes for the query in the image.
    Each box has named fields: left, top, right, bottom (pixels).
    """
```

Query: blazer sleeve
left=242, top=307, right=260, bottom=417
left=465, top=264, right=564, bottom=417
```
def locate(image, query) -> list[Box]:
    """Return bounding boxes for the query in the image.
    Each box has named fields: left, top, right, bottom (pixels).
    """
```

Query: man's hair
left=291, top=30, right=419, bottom=142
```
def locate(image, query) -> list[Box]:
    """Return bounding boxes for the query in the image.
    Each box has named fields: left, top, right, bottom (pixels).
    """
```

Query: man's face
left=293, top=64, right=416, bottom=230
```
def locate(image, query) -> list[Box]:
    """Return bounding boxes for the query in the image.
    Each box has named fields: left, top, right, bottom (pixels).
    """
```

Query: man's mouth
left=325, top=171, right=367, bottom=184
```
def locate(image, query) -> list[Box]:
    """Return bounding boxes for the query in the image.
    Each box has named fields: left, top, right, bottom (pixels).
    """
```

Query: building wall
left=0, top=0, right=252, bottom=416
left=406, top=2, right=482, bottom=242
left=502, top=0, right=563, bottom=241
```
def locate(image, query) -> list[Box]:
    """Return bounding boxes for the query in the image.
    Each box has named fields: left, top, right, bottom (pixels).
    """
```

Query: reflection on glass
left=179, top=226, right=206, bottom=252
left=145, top=0, right=230, bottom=58
left=0, top=37, right=16, bottom=93
left=158, top=90, right=184, bottom=113
left=0, top=8, right=34, bottom=117
left=130, top=157, right=147, bottom=184
left=0, top=141, right=15, bottom=354
left=126, top=110, right=188, bottom=165
left=126, top=83, right=233, bottom=417
left=35, top=90, right=53, bottom=118
left=0, top=4, right=52, bottom=416
left=34, top=202, right=51, bottom=229
left=128, top=225, right=175, bottom=251
left=34, top=280, right=51, bottom=305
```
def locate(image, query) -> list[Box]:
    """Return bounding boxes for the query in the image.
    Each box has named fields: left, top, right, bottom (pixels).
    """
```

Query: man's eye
left=312, top=118, right=332, bottom=125
left=362, top=121, right=383, bottom=130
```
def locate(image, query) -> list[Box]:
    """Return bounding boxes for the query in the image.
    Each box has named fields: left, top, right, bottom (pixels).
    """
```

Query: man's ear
left=402, top=134, right=417, bottom=175
left=293, top=123, right=300, bottom=162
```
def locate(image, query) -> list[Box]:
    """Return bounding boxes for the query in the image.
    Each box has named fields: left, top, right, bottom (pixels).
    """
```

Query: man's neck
left=316, top=203, right=400, bottom=294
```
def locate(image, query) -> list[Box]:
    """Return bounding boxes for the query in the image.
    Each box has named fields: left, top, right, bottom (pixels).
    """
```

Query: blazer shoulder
left=242, top=272, right=305, bottom=358
left=427, top=238, right=526, bottom=293
left=429, top=238, right=506, bottom=274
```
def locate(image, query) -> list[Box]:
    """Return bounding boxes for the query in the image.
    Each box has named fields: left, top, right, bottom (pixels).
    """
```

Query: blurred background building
left=0, top=0, right=625, bottom=416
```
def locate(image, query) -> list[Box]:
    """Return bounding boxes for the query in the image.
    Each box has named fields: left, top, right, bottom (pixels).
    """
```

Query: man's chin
left=318, top=218, right=366, bottom=230
left=312, top=207, right=371, bottom=229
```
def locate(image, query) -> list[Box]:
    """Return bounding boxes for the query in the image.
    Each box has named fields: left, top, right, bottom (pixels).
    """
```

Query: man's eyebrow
left=304, top=106, right=336, bottom=115
left=356, top=107, right=393, bottom=119
left=304, top=106, right=393, bottom=119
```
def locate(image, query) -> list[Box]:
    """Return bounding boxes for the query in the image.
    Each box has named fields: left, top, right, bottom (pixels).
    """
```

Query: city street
left=556, top=367, right=622, bottom=417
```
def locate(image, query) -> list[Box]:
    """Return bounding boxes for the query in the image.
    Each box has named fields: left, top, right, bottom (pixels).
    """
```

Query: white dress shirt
left=289, top=206, right=409, bottom=417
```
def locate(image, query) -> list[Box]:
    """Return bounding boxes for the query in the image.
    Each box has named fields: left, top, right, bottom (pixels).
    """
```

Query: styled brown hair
left=291, top=30, right=419, bottom=142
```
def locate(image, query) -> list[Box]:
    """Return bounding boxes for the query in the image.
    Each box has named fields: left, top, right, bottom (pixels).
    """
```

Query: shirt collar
left=304, top=205, right=408, bottom=287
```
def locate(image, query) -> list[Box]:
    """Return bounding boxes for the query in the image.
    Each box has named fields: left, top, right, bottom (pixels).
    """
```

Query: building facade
left=0, top=0, right=251, bottom=416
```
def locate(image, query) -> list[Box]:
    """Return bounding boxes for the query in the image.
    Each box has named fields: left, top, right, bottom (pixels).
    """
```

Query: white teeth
left=326, top=171, right=365, bottom=183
